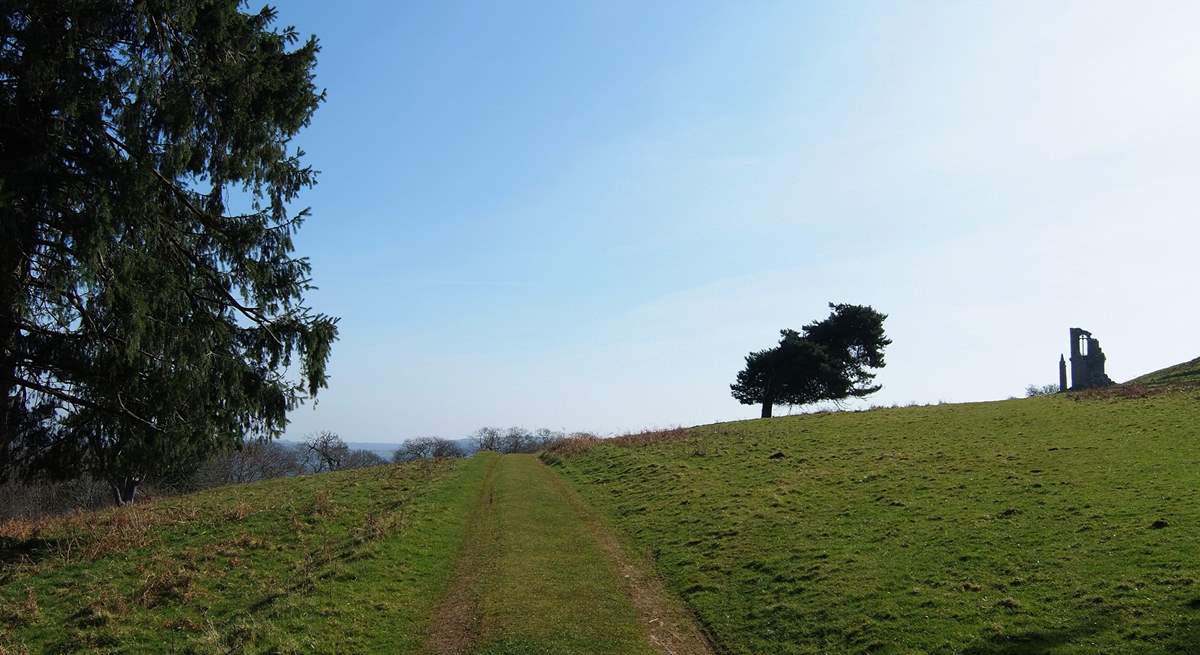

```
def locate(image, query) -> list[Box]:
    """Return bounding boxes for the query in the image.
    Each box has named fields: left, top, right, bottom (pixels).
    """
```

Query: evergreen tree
left=731, top=304, right=890, bottom=418
left=1, top=1, right=338, bottom=503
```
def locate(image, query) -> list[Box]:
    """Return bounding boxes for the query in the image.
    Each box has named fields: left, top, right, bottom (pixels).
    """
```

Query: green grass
left=470, top=454, right=656, bottom=655
left=0, top=456, right=490, bottom=654
left=1126, top=356, right=1200, bottom=387
left=547, top=392, right=1200, bottom=654
left=8, top=386, right=1200, bottom=654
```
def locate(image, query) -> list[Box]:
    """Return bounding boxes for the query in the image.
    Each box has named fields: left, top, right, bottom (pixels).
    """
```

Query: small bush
left=1025, top=383, right=1060, bottom=397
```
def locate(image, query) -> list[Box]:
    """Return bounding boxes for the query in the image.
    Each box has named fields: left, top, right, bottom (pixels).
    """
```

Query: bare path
left=425, top=453, right=714, bottom=655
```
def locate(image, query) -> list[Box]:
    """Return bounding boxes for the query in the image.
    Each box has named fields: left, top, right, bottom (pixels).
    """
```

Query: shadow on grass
left=0, top=535, right=60, bottom=566
left=961, top=620, right=1107, bottom=655
left=475, top=637, right=560, bottom=655
left=966, top=601, right=1200, bottom=654
left=1165, top=602, right=1200, bottom=652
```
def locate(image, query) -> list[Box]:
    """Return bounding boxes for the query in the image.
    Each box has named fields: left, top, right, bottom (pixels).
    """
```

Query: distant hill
left=1124, top=355, right=1200, bottom=387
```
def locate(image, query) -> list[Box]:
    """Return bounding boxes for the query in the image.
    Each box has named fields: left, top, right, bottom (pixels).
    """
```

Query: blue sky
left=277, top=1, right=1200, bottom=441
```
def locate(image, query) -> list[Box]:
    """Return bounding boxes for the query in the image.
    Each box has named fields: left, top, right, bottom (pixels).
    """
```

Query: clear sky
left=277, top=1, right=1200, bottom=441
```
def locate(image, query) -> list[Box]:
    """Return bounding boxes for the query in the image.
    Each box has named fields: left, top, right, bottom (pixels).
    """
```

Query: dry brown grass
left=542, top=427, right=693, bottom=461
left=306, top=490, right=332, bottom=517
left=0, top=502, right=204, bottom=567
left=137, top=556, right=199, bottom=608
left=0, top=587, right=39, bottom=629
left=354, top=512, right=390, bottom=544
left=1069, top=383, right=1200, bottom=402
left=223, top=501, right=253, bottom=522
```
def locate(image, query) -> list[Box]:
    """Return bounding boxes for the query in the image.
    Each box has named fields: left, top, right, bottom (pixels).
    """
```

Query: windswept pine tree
left=0, top=2, right=338, bottom=503
left=731, top=303, right=890, bottom=417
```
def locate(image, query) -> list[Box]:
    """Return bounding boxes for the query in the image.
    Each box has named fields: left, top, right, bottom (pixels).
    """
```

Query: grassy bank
left=0, top=456, right=490, bottom=654
left=547, top=392, right=1200, bottom=654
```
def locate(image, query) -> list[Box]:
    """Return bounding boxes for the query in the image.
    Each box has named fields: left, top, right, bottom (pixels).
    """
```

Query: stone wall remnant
left=1058, top=327, right=1114, bottom=391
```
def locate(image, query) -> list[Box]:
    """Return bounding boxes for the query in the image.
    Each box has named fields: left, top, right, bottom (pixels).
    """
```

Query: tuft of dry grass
left=137, top=562, right=198, bottom=608
left=1, top=503, right=204, bottom=567
left=0, top=587, right=39, bottom=629
left=307, top=490, right=332, bottom=517
left=0, top=644, right=31, bottom=655
left=223, top=501, right=253, bottom=522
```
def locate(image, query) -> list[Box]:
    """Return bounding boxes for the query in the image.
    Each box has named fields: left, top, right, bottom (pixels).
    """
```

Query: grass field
left=0, top=457, right=487, bottom=654
left=547, top=391, right=1200, bottom=654
left=5, top=389, right=1199, bottom=654
left=1, top=453, right=704, bottom=655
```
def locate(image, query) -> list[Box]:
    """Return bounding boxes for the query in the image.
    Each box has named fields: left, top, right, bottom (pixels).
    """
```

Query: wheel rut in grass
left=425, top=453, right=502, bottom=654
left=424, top=453, right=714, bottom=655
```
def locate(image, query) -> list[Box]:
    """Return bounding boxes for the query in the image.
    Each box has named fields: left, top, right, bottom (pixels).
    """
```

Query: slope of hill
left=547, top=391, right=1200, bottom=654
left=0, top=458, right=487, bottom=653
left=1125, top=356, right=1200, bottom=388
left=0, top=452, right=705, bottom=655
left=6, top=390, right=1200, bottom=654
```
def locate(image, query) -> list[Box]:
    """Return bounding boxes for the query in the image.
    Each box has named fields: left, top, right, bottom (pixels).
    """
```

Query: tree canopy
left=1, top=2, right=337, bottom=503
left=731, top=303, right=890, bottom=418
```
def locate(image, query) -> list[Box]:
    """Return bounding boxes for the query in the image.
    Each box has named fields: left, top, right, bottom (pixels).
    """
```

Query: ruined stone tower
left=1058, top=327, right=1114, bottom=391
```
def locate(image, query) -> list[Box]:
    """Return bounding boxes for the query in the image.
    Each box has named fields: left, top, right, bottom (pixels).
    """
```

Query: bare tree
left=470, top=426, right=567, bottom=454
left=342, top=449, right=386, bottom=469
left=473, top=426, right=503, bottom=452
left=431, top=439, right=465, bottom=459
left=533, top=428, right=565, bottom=451
left=301, top=431, right=349, bottom=473
left=395, top=437, right=464, bottom=463
left=502, top=427, right=531, bottom=453
left=195, top=440, right=302, bottom=486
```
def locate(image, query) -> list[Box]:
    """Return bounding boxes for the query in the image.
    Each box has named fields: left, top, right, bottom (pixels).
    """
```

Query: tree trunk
left=761, top=397, right=773, bottom=418
left=112, top=478, right=140, bottom=506
left=0, top=212, right=36, bottom=482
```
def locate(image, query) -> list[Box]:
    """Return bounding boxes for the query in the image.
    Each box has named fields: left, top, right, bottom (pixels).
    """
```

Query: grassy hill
left=0, top=453, right=705, bottom=655
left=547, top=391, right=1200, bottom=654
left=1125, top=356, right=1200, bottom=388
left=0, top=458, right=486, bottom=653
left=4, top=388, right=1199, bottom=654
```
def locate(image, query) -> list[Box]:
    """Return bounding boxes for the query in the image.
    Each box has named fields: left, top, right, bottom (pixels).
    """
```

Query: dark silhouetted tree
left=0, top=2, right=338, bottom=504
left=731, top=304, right=890, bottom=418
left=301, top=432, right=348, bottom=473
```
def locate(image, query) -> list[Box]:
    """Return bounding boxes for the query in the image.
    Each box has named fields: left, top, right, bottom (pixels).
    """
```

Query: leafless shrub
left=1025, top=383, right=1060, bottom=397
left=342, top=449, right=386, bottom=469
left=393, top=437, right=464, bottom=463
left=192, top=440, right=302, bottom=487
left=0, top=478, right=112, bottom=522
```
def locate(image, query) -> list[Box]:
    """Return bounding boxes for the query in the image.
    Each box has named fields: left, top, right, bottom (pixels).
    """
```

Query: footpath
left=425, top=453, right=713, bottom=655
